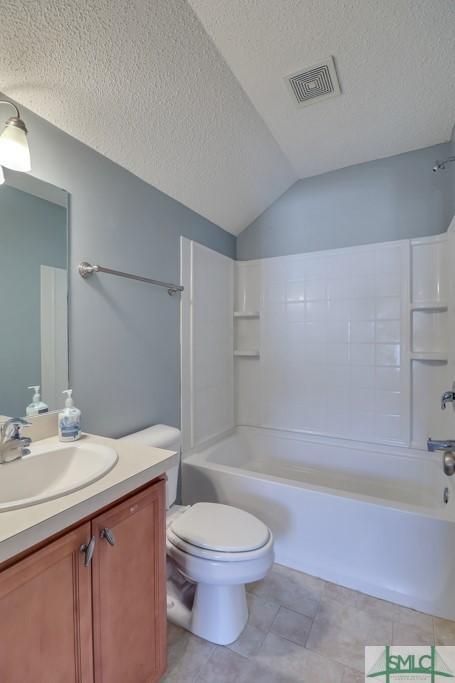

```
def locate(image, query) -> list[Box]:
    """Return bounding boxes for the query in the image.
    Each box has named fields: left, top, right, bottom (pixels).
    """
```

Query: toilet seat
left=169, top=502, right=270, bottom=554
left=167, top=526, right=272, bottom=562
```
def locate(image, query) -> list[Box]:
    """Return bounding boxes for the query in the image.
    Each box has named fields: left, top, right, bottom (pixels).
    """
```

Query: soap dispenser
left=58, top=389, right=81, bottom=442
left=26, top=385, right=49, bottom=416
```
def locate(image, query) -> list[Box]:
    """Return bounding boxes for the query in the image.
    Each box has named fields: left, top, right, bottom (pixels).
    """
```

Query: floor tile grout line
left=268, top=617, right=314, bottom=650
left=270, top=602, right=316, bottom=625
left=228, top=622, right=270, bottom=658
left=300, top=639, right=366, bottom=677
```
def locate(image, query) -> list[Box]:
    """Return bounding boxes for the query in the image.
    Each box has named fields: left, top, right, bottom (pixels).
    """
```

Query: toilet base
left=191, top=583, right=248, bottom=645
left=167, top=576, right=248, bottom=645
left=167, top=576, right=195, bottom=633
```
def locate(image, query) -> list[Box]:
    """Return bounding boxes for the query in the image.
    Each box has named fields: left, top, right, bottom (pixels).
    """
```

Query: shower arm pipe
left=434, top=156, right=455, bottom=171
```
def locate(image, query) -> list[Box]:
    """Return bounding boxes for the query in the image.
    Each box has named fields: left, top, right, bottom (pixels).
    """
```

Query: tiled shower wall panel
left=235, top=241, right=410, bottom=445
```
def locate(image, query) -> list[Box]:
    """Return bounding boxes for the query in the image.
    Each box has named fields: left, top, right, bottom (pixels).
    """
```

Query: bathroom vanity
left=0, top=431, right=177, bottom=683
left=0, top=169, right=178, bottom=681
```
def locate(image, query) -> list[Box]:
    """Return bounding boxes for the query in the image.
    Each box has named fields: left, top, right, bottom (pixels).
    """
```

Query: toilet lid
left=170, top=502, right=269, bottom=553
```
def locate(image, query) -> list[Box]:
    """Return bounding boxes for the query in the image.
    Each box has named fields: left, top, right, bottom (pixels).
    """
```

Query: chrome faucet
left=0, top=418, right=32, bottom=464
left=441, top=389, right=455, bottom=410
left=427, top=383, right=455, bottom=475
left=440, top=382, right=455, bottom=409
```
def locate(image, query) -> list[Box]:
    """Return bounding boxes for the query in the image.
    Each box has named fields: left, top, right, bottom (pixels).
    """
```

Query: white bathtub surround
left=182, top=426, right=455, bottom=620
left=410, top=234, right=455, bottom=450
left=235, top=241, right=410, bottom=444
left=180, top=237, right=234, bottom=451
left=181, top=233, right=454, bottom=451
left=235, top=234, right=455, bottom=449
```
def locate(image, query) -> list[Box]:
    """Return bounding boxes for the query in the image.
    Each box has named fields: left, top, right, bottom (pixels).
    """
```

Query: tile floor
left=162, top=563, right=455, bottom=683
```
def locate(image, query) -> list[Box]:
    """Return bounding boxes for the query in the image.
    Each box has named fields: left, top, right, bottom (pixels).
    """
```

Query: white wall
left=235, top=236, right=453, bottom=448
left=181, top=238, right=234, bottom=450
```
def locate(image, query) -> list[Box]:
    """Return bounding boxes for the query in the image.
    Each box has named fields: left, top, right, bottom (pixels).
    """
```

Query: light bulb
left=0, top=120, right=31, bottom=172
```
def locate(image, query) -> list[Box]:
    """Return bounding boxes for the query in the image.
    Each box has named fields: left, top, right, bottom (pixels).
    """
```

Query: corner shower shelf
left=234, top=311, right=260, bottom=318
left=410, top=301, right=448, bottom=311
left=410, top=352, right=448, bottom=362
left=234, top=350, right=260, bottom=358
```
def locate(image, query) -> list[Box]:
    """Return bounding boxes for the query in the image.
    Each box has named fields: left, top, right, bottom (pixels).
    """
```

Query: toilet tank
left=120, top=424, right=181, bottom=508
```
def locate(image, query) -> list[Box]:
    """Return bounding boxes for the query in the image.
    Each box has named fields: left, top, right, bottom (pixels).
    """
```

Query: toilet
left=121, top=425, right=274, bottom=645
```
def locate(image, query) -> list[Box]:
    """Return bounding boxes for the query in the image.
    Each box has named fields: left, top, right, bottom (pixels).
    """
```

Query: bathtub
left=182, top=426, right=455, bottom=620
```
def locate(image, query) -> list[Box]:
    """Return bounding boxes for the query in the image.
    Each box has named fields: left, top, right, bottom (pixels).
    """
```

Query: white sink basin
left=0, top=440, right=118, bottom=511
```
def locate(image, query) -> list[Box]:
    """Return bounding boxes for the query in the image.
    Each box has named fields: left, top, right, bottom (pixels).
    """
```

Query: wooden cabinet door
left=0, top=523, right=94, bottom=683
left=91, top=481, right=167, bottom=683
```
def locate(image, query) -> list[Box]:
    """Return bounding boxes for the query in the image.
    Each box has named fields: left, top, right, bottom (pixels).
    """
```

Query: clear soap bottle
left=26, top=385, right=49, bottom=416
left=58, top=389, right=81, bottom=442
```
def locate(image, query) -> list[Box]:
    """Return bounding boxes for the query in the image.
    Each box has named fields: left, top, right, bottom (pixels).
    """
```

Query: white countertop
left=0, top=432, right=177, bottom=564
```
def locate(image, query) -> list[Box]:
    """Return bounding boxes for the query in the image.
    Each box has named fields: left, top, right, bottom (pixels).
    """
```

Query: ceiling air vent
left=286, top=56, right=340, bottom=107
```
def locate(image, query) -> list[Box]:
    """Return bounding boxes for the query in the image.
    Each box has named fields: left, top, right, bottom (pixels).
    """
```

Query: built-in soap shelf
left=410, top=301, right=448, bottom=363
left=234, top=309, right=260, bottom=358
left=234, top=311, right=260, bottom=318
left=410, top=301, right=448, bottom=311
left=410, top=351, right=448, bottom=362
left=409, top=237, right=448, bottom=364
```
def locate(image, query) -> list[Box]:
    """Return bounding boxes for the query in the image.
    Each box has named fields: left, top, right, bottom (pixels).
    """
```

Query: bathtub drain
left=444, top=487, right=449, bottom=504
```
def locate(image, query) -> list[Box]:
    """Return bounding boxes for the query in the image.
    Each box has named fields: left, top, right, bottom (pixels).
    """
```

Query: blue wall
left=0, top=186, right=67, bottom=416
left=8, top=97, right=235, bottom=437
left=237, top=143, right=455, bottom=260
left=450, top=140, right=455, bottom=215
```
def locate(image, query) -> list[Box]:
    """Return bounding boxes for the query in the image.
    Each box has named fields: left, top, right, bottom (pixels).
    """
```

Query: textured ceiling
left=0, top=0, right=293, bottom=234
left=189, top=0, right=455, bottom=179
left=0, top=1, right=454, bottom=234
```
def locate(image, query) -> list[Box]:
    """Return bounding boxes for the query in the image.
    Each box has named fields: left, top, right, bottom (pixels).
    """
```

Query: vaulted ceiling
left=1, top=1, right=454, bottom=234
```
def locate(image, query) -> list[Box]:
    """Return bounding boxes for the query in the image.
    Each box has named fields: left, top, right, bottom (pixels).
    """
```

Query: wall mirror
left=0, top=170, right=69, bottom=418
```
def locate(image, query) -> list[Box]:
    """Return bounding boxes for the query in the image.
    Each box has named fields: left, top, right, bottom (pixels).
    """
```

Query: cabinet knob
left=80, top=536, right=96, bottom=566
left=100, top=527, right=116, bottom=546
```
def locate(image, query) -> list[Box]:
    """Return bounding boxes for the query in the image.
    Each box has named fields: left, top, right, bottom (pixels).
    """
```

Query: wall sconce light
left=0, top=166, right=4, bottom=185
left=0, top=100, right=31, bottom=172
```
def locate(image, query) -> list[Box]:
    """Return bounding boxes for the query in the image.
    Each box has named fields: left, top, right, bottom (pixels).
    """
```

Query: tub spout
left=427, top=438, right=455, bottom=452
